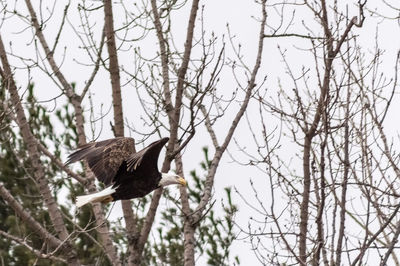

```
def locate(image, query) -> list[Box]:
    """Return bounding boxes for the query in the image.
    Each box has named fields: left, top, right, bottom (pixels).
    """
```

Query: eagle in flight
left=65, top=137, right=186, bottom=207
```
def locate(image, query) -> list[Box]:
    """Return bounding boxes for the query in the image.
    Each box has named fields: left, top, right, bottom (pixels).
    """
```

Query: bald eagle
left=65, top=137, right=186, bottom=207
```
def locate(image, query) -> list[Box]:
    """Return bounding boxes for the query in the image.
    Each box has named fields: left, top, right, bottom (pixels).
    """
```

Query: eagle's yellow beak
left=178, top=177, right=187, bottom=186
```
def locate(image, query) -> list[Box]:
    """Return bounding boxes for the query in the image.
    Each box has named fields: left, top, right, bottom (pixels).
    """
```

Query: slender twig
left=0, top=230, right=67, bottom=264
left=380, top=220, right=400, bottom=266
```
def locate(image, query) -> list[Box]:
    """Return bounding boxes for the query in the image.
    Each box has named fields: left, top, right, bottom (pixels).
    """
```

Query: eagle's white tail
left=76, top=186, right=116, bottom=208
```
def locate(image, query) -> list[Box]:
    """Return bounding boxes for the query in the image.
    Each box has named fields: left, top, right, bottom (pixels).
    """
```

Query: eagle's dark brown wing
left=126, top=137, right=169, bottom=172
left=65, top=137, right=135, bottom=185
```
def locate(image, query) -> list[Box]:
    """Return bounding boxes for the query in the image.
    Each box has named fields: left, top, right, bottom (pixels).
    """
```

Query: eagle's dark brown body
left=66, top=137, right=169, bottom=202
left=112, top=161, right=160, bottom=200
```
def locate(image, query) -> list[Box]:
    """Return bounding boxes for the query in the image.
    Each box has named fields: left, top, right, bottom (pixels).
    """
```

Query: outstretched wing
left=126, top=137, right=169, bottom=172
left=65, top=137, right=135, bottom=185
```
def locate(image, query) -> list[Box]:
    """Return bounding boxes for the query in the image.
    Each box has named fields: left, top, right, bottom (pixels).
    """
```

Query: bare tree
left=2, top=0, right=397, bottom=265
left=235, top=1, right=400, bottom=265
left=0, top=0, right=267, bottom=265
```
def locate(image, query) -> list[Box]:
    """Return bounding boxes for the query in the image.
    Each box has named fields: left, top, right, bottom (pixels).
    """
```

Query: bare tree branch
left=0, top=183, right=70, bottom=256
left=37, top=142, right=88, bottom=185
left=0, top=230, right=67, bottom=264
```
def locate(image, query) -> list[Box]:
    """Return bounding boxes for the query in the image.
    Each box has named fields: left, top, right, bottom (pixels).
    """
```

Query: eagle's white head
left=159, top=172, right=187, bottom=187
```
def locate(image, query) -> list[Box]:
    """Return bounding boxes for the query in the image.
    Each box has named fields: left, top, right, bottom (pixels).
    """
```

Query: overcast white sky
left=2, top=0, right=400, bottom=264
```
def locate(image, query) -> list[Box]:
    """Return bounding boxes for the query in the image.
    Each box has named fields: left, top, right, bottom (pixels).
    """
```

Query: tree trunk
left=103, top=1, right=139, bottom=265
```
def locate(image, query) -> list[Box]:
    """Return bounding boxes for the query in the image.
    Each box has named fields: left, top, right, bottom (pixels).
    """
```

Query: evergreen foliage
left=0, top=84, right=61, bottom=265
left=0, top=85, right=239, bottom=265
left=150, top=147, right=240, bottom=266
left=0, top=85, right=106, bottom=265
